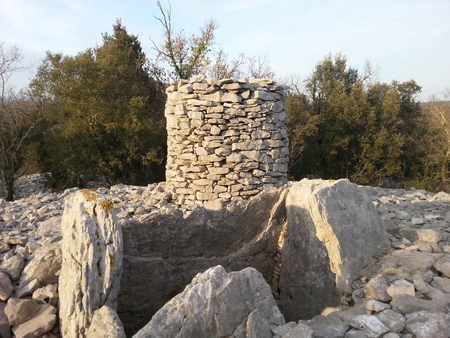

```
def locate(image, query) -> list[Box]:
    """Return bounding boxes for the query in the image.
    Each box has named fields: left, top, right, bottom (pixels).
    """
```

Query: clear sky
left=1, top=0, right=449, bottom=101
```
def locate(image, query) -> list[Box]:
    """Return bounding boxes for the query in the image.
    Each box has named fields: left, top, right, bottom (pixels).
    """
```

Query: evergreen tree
left=287, top=54, right=419, bottom=186
left=31, top=20, right=166, bottom=188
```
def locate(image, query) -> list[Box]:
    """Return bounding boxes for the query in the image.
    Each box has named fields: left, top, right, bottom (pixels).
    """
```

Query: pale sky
left=1, top=0, right=449, bottom=101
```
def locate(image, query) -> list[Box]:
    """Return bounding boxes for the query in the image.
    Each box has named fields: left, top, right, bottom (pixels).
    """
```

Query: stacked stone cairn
left=165, top=76, right=289, bottom=208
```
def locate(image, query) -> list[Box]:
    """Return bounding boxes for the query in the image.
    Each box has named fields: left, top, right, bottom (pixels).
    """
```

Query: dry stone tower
left=165, top=76, right=289, bottom=207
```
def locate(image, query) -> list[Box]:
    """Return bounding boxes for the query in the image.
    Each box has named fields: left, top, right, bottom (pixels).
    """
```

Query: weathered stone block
left=59, top=190, right=123, bottom=338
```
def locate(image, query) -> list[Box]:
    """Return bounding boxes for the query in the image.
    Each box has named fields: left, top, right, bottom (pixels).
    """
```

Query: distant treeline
left=1, top=20, right=449, bottom=201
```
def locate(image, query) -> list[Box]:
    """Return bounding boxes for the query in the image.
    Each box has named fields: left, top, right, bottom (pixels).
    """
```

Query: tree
left=286, top=92, right=321, bottom=178
left=414, top=90, right=450, bottom=191
left=206, top=48, right=245, bottom=79
left=287, top=54, right=412, bottom=185
left=0, top=43, right=44, bottom=200
left=31, top=20, right=167, bottom=189
left=246, top=54, right=275, bottom=79
left=152, top=0, right=217, bottom=80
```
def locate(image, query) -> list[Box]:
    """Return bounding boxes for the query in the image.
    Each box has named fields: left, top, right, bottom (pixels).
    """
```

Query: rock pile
left=165, top=77, right=289, bottom=208
left=1, top=175, right=450, bottom=337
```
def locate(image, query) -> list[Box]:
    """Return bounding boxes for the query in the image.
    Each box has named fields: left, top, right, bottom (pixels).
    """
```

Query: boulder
left=270, top=321, right=297, bottom=336
left=376, top=309, right=406, bottom=333
left=0, top=272, right=12, bottom=301
left=391, top=294, right=448, bottom=314
left=433, top=255, right=450, bottom=277
left=283, top=323, right=314, bottom=338
left=1, top=255, right=24, bottom=281
left=32, top=284, right=59, bottom=306
left=59, top=190, right=124, bottom=338
left=305, top=315, right=350, bottom=337
left=11, top=303, right=57, bottom=338
left=85, top=305, right=126, bottom=338
left=0, top=301, right=11, bottom=338
left=365, top=299, right=391, bottom=312
left=386, top=279, right=415, bottom=297
left=364, top=275, right=391, bottom=302
left=361, top=251, right=443, bottom=283
left=132, top=265, right=285, bottom=338
left=405, top=311, right=450, bottom=338
left=18, top=242, right=61, bottom=287
left=350, top=315, right=390, bottom=337
left=279, top=179, right=390, bottom=321
left=399, top=228, right=441, bottom=243
left=431, top=276, right=450, bottom=294
left=15, top=278, right=40, bottom=298
left=4, top=298, right=39, bottom=326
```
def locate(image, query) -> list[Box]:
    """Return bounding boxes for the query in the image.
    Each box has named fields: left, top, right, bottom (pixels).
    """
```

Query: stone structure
left=2, top=175, right=450, bottom=337
left=164, top=76, right=289, bottom=207
left=59, top=190, right=125, bottom=338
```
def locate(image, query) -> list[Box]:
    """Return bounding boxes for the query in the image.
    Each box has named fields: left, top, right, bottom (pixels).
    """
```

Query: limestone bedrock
left=58, top=190, right=124, bottom=338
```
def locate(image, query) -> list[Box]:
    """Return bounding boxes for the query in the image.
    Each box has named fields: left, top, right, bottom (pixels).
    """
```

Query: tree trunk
left=4, top=172, right=14, bottom=201
left=441, top=147, right=450, bottom=192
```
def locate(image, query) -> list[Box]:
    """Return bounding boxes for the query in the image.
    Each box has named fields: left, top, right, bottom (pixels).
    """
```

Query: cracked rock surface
left=1, top=175, right=450, bottom=337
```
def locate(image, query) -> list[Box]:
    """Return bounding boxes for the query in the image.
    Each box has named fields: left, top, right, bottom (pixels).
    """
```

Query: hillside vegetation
left=1, top=19, right=449, bottom=201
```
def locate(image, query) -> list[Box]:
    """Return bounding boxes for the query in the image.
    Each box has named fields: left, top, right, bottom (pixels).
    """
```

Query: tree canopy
left=30, top=20, right=167, bottom=188
left=152, top=0, right=217, bottom=80
left=0, top=43, right=44, bottom=200
left=287, top=54, right=422, bottom=186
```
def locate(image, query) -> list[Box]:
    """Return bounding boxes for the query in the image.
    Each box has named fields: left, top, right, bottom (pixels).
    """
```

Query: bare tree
left=246, top=54, right=275, bottom=79
left=206, top=48, right=245, bottom=79
left=151, top=0, right=217, bottom=80
left=0, top=42, right=44, bottom=201
left=418, top=89, right=450, bottom=191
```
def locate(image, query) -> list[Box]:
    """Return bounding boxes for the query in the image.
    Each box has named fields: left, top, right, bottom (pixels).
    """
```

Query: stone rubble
left=0, top=175, right=449, bottom=337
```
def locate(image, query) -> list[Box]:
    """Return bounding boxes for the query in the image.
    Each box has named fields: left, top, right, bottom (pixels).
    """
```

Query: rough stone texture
left=0, top=272, right=12, bottom=301
left=0, top=301, right=11, bottom=338
left=12, top=303, right=57, bottom=338
left=433, top=255, right=450, bottom=277
left=33, top=284, right=59, bottom=306
left=279, top=179, right=390, bottom=321
left=118, top=187, right=287, bottom=335
left=391, top=294, right=448, bottom=314
left=4, top=298, right=39, bottom=326
left=1, top=255, right=24, bottom=281
left=360, top=250, right=443, bottom=283
left=365, top=299, right=391, bottom=312
left=85, top=305, right=126, bottom=338
left=165, top=77, right=289, bottom=207
left=59, top=190, right=123, bottom=338
left=18, top=242, right=61, bottom=288
left=399, top=228, right=441, bottom=243
left=282, top=323, right=314, bottom=338
left=404, top=311, right=450, bottom=338
left=270, top=321, right=297, bottom=336
left=132, top=265, right=285, bottom=338
left=350, top=315, right=390, bottom=337
left=431, top=276, right=450, bottom=293
left=376, top=309, right=406, bottom=333
left=304, top=315, right=350, bottom=338
left=364, top=275, right=391, bottom=302
left=386, top=279, right=415, bottom=297
left=2, top=174, right=450, bottom=337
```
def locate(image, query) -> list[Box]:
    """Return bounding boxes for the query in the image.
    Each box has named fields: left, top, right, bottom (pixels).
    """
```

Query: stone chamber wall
left=165, top=76, right=289, bottom=207
left=117, top=179, right=390, bottom=336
